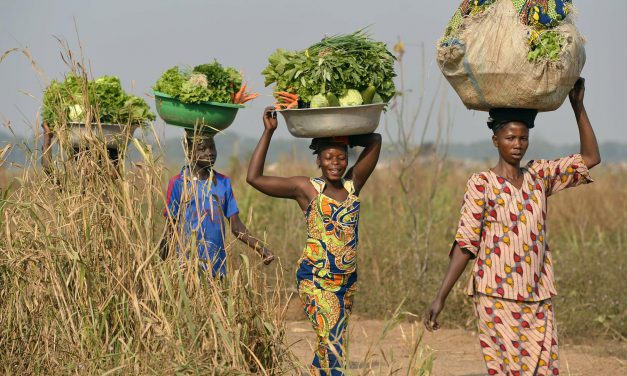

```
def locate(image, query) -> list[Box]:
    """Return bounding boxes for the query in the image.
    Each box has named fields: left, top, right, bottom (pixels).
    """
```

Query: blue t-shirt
left=164, top=167, right=239, bottom=276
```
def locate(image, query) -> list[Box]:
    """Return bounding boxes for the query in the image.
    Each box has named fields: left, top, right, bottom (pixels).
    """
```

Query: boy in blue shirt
left=161, top=134, right=274, bottom=276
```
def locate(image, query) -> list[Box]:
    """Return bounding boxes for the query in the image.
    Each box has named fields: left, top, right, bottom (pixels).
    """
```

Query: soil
left=286, top=318, right=627, bottom=375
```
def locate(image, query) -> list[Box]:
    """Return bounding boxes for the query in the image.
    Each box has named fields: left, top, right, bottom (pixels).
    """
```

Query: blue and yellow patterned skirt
left=296, top=260, right=358, bottom=376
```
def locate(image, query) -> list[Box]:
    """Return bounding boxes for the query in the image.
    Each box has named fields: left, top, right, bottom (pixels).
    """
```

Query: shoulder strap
left=343, top=179, right=356, bottom=195
left=310, top=177, right=325, bottom=193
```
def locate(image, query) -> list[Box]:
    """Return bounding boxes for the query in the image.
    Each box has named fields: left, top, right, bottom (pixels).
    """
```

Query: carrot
left=276, top=96, right=298, bottom=103
left=272, top=90, right=298, bottom=109
left=231, top=81, right=258, bottom=104
left=274, top=91, right=298, bottom=100
left=235, top=81, right=247, bottom=99
left=239, top=93, right=258, bottom=104
left=232, top=82, right=245, bottom=103
left=274, top=100, right=298, bottom=110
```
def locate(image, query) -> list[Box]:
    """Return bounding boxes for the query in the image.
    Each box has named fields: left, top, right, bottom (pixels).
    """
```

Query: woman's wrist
left=570, top=99, right=584, bottom=113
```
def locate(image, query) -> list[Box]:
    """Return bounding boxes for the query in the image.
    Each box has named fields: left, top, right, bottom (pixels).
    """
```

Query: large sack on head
left=437, top=0, right=585, bottom=112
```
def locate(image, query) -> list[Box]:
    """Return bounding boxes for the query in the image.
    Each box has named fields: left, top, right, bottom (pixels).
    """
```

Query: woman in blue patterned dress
left=247, top=107, right=382, bottom=375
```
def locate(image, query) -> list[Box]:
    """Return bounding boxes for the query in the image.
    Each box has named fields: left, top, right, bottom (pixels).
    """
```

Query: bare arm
left=159, top=220, right=174, bottom=260
left=424, top=242, right=472, bottom=331
left=345, top=133, right=382, bottom=194
left=41, top=121, right=54, bottom=173
left=229, top=213, right=275, bottom=265
left=246, top=106, right=312, bottom=208
left=569, top=78, right=601, bottom=169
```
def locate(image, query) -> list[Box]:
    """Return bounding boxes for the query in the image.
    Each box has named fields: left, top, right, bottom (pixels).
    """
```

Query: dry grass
left=0, top=39, right=436, bottom=374
left=0, top=140, right=436, bottom=375
left=0, top=141, right=297, bottom=374
left=1, top=135, right=624, bottom=375
left=232, top=155, right=627, bottom=346
left=1, top=37, right=623, bottom=375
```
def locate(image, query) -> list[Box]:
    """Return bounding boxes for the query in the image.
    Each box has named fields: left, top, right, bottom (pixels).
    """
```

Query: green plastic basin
left=153, top=91, right=244, bottom=133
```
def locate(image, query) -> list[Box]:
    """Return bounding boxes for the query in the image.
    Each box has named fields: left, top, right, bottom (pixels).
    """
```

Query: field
left=1, top=39, right=625, bottom=374
left=233, top=154, right=627, bottom=341
left=0, top=138, right=625, bottom=374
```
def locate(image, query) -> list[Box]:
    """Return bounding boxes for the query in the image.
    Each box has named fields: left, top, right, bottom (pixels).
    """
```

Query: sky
left=1, top=0, right=625, bottom=145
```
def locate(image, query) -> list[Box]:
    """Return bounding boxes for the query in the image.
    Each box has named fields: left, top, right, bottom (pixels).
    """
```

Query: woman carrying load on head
left=424, top=78, right=600, bottom=376
left=41, top=121, right=121, bottom=176
left=247, top=106, right=382, bottom=375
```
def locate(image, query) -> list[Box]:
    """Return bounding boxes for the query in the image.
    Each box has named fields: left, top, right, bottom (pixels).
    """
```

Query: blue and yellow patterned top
left=299, top=177, right=360, bottom=277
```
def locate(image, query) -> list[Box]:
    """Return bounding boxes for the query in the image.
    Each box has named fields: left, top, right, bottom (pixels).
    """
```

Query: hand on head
left=263, top=106, right=278, bottom=131
left=569, top=77, right=585, bottom=105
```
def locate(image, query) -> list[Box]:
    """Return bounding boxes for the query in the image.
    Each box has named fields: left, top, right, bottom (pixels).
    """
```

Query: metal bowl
left=66, top=122, right=139, bottom=149
left=278, top=103, right=386, bottom=138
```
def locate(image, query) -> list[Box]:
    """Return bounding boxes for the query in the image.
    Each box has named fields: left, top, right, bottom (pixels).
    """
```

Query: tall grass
left=0, top=40, right=436, bottom=374
left=1, top=36, right=623, bottom=375
left=0, top=38, right=302, bottom=373
left=234, top=156, right=627, bottom=345
left=0, top=136, right=301, bottom=374
left=0, top=138, right=440, bottom=374
left=2, top=142, right=623, bottom=374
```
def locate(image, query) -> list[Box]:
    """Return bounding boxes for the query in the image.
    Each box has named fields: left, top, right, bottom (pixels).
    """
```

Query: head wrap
left=309, top=137, right=349, bottom=155
left=487, top=108, right=538, bottom=133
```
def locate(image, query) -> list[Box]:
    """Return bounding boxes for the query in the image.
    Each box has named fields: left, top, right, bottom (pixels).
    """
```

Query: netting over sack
left=437, top=0, right=585, bottom=112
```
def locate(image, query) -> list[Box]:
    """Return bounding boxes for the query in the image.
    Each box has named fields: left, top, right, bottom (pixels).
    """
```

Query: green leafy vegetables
left=42, top=75, right=155, bottom=128
left=527, top=31, right=565, bottom=62
left=153, top=61, right=242, bottom=104
left=262, top=29, right=396, bottom=107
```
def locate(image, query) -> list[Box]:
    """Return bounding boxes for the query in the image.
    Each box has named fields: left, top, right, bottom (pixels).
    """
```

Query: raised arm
left=41, top=121, right=54, bottom=173
left=229, top=213, right=275, bottom=265
left=246, top=106, right=311, bottom=207
left=344, top=133, right=382, bottom=194
left=570, top=78, right=601, bottom=169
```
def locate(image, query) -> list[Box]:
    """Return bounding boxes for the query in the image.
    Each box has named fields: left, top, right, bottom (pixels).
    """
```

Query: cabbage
left=326, top=93, right=340, bottom=107
left=188, top=73, right=209, bottom=88
left=68, top=104, right=85, bottom=122
left=339, top=89, right=363, bottom=107
left=179, top=80, right=211, bottom=103
left=310, top=93, right=329, bottom=108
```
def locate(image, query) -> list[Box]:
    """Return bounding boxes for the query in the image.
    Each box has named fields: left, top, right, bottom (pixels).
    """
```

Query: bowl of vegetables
left=153, top=91, right=243, bottom=131
left=262, top=29, right=396, bottom=138
left=152, top=62, right=256, bottom=133
left=42, top=74, right=155, bottom=148
left=279, top=103, right=386, bottom=138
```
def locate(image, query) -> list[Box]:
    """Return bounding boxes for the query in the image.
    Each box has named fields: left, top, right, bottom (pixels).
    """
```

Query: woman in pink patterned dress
left=424, top=78, right=601, bottom=376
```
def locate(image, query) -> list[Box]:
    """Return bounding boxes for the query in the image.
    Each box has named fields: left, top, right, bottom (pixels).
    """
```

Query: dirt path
left=287, top=319, right=626, bottom=375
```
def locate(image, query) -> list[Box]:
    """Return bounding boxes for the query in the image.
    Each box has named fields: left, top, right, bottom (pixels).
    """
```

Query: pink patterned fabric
left=475, top=294, right=560, bottom=375
left=456, top=154, right=592, bottom=302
